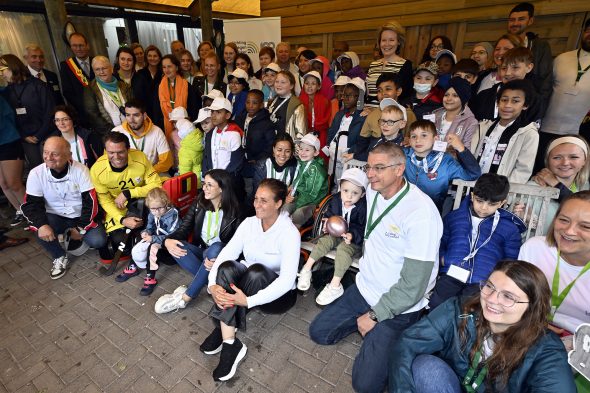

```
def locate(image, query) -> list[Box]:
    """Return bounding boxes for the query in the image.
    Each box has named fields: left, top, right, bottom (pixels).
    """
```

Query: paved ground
left=0, top=227, right=360, bottom=393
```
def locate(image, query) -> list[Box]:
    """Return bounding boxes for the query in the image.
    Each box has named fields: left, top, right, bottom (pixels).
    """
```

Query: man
left=90, top=132, right=161, bottom=262
left=112, top=99, right=173, bottom=175
left=276, top=42, right=301, bottom=95
left=59, top=33, right=94, bottom=123
left=507, top=2, right=552, bottom=108
left=83, top=56, right=132, bottom=135
left=23, top=44, right=64, bottom=105
left=21, top=137, right=106, bottom=279
left=331, top=40, right=349, bottom=77
left=538, top=19, right=590, bottom=169
left=309, top=142, right=443, bottom=393
left=170, top=40, right=185, bottom=60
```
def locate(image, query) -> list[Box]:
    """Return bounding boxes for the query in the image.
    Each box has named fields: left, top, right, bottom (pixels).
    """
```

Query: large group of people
left=1, top=1, right=589, bottom=391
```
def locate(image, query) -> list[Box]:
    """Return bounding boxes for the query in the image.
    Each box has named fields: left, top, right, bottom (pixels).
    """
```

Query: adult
left=296, top=49, right=317, bottom=93
left=1, top=54, right=55, bottom=168
left=476, top=34, right=523, bottom=93
left=331, top=41, right=349, bottom=75
left=309, top=142, right=443, bottom=393
left=132, top=45, right=164, bottom=130
left=420, top=35, right=454, bottom=63
left=130, top=43, right=145, bottom=71
left=538, top=19, right=590, bottom=171
left=170, top=40, right=185, bottom=60
left=389, top=260, right=576, bottom=393
left=366, top=21, right=413, bottom=104
left=276, top=42, right=301, bottom=95
left=518, top=192, right=590, bottom=391
left=52, top=105, right=103, bottom=168
left=196, top=41, right=214, bottom=73
left=195, top=53, right=227, bottom=99
left=112, top=99, right=172, bottom=175
left=83, top=56, right=131, bottom=135
left=252, top=133, right=297, bottom=198
left=268, top=70, right=307, bottom=141
left=203, top=178, right=300, bottom=381
left=154, top=169, right=241, bottom=313
left=255, top=46, right=275, bottom=80
left=471, top=42, right=494, bottom=71
left=23, top=43, right=64, bottom=105
left=235, top=53, right=263, bottom=91
left=221, top=42, right=238, bottom=84
left=179, top=49, right=198, bottom=85
left=59, top=33, right=94, bottom=124
left=0, top=93, right=26, bottom=227
left=114, top=47, right=136, bottom=85
left=21, top=136, right=107, bottom=279
left=90, top=132, right=162, bottom=260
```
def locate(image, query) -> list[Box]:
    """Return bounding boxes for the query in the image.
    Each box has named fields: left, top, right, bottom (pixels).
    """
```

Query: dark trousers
left=309, top=284, right=423, bottom=393
left=38, top=213, right=107, bottom=259
left=428, top=275, right=479, bottom=310
left=22, top=141, right=42, bottom=169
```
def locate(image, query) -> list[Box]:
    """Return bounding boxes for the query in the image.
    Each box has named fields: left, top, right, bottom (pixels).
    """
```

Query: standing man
left=59, top=33, right=94, bottom=124
left=331, top=41, right=349, bottom=77
left=23, top=44, right=64, bottom=105
left=276, top=42, right=301, bottom=95
left=170, top=40, right=185, bottom=60
left=112, top=99, right=173, bottom=176
left=309, top=142, right=443, bottom=393
left=21, top=136, right=106, bottom=279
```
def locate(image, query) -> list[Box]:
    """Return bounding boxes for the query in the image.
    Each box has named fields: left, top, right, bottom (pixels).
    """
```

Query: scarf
left=159, top=75, right=189, bottom=137
left=96, top=77, right=119, bottom=93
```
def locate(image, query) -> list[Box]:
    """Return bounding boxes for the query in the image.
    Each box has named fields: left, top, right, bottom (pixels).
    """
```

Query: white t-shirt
left=113, top=124, right=170, bottom=168
left=518, top=236, right=590, bottom=333
left=356, top=181, right=443, bottom=313
left=25, top=161, right=94, bottom=219
left=211, top=125, right=241, bottom=170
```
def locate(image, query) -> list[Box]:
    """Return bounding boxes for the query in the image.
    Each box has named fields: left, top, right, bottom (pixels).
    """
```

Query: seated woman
left=201, top=179, right=300, bottom=382
left=389, top=260, right=576, bottom=393
left=252, top=134, right=297, bottom=197
left=154, top=169, right=241, bottom=314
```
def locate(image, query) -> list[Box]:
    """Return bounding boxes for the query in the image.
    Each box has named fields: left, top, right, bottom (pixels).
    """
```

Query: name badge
left=16, top=107, right=27, bottom=115
left=448, top=264, right=470, bottom=283
left=423, top=114, right=436, bottom=122
left=53, top=85, right=60, bottom=91
left=433, top=140, right=448, bottom=152
left=321, top=146, right=331, bottom=157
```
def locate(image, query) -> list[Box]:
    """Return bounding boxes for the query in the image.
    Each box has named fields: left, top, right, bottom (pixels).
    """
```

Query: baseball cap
left=340, top=167, right=369, bottom=190
left=203, top=89, right=224, bottom=102
left=415, top=61, right=439, bottom=76
left=435, top=49, right=457, bottom=64
left=334, top=75, right=352, bottom=86
left=379, top=98, right=407, bottom=121
left=264, top=63, right=281, bottom=73
left=194, top=108, right=211, bottom=124
left=228, top=68, right=248, bottom=81
left=207, top=97, right=233, bottom=113
left=169, top=107, right=188, bottom=121
left=303, top=70, right=322, bottom=84
left=297, top=133, right=320, bottom=151
left=347, top=77, right=366, bottom=93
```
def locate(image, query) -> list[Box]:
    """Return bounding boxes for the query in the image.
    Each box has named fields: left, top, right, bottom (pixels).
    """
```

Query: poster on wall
left=223, top=16, right=281, bottom=72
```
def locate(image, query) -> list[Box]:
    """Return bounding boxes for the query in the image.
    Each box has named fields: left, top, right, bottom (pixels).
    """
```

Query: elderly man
left=309, top=142, right=443, bottom=393
left=59, top=33, right=94, bottom=123
left=21, top=136, right=106, bottom=279
left=83, top=56, right=132, bottom=135
left=112, top=99, right=173, bottom=175
left=276, top=42, right=301, bottom=95
left=23, top=44, right=64, bottom=105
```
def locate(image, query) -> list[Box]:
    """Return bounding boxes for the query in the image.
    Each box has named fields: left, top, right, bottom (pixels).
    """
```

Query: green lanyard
left=168, top=78, right=176, bottom=108
left=576, top=49, right=590, bottom=83
left=105, top=89, right=123, bottom=107
left=550, top=251, right=590, bottom=320
left=205, top=209, right=220, bottom=243
left=569, top=182, right=578, bottom=193
left=463, top=350, right=488, bottom=392
left=364, top=181, right=410, bottom=240
left=130, top=135, right=146, bottom=152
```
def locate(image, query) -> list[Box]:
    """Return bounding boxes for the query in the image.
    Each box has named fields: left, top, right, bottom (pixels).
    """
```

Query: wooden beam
left=76, top=0, right=187, bottom=15
left=199, top=0, right=213, bottom=42
left=44, top=0, right=69, bottom=61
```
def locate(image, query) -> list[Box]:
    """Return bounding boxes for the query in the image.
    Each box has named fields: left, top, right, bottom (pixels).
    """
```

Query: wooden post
left=199, top=0, right=214, bottom=43
left=44, top=0, right=69, bottom=62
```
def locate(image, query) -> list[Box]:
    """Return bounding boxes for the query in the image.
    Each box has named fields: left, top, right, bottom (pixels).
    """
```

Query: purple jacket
left=432, top=105, right=478, bottom=150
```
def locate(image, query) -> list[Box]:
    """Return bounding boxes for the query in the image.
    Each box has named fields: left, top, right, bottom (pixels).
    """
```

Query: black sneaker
left=115, top=264, right=142, bottom=282
left=200, top=327, right=223, bottom=355
left=10, top=212, right=25, bottom=227
left=139, top=277, right=157, bottom=296
left=212, top=339, right=247, bottom=381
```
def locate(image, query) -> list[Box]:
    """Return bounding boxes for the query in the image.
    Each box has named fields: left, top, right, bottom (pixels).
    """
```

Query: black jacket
left=166, top=199, right=241, bottom=248
left=252, top=156, right=297, bottom=195
left=234, top=108, right=276, bottom=161
left=5, top=78, right=55, bottom=140
left=132, top=67, right=164, bottom=130
left=526, top=31, right=553, bottom=110
left=324, top=193, right=367, bottom=246
left=195, top=76, right=227, bottom=102
left=42, top=68, right=65, bottom=105
left=59, top=57, right=95, bottom=126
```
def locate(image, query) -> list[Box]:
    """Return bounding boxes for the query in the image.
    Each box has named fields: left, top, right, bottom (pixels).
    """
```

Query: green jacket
left=178, top=129, right=204, bottom=180
left=294, top=157, right=328, bottom=209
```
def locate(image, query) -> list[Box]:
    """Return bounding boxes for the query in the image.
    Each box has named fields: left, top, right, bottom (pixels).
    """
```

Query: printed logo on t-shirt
left=385, top=224, right=401, bottom=239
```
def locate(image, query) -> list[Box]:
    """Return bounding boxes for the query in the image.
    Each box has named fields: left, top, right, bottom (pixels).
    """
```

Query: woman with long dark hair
left=131, top=45, right=164, bottom=129
left=114, top=47, right=136, bottom=85
left=420, top=35, right=454, bottom=63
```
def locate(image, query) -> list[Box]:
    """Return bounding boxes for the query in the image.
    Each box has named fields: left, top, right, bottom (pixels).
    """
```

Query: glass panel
left=183, top=27, right=202, bottom=59
left=136, top=20, right=178, bottom=56
left=103, top=18, right=129, bottom=63
left=69, top=15, right=110, bottom=62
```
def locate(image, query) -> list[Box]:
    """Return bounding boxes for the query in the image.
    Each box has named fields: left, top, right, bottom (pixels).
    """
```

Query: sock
left=146, top=268, right=156, bottom=280
left=223, top=338, right=235, bottom=345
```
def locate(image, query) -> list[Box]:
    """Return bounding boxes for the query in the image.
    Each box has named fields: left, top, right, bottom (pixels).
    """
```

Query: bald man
left=21, top=136, right=106, bottom=279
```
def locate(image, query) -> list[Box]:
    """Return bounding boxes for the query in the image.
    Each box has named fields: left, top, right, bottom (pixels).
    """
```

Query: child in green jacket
left=176, top=110, right=206, bottom=181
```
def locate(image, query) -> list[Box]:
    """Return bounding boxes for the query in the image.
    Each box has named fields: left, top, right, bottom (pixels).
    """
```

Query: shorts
left=0, top=139, right=25, bottom=161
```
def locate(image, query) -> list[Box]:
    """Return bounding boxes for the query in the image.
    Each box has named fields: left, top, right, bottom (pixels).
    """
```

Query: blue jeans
left=38, top=213, right=107, bottom=259
left=411, top=355, right=461, bottom=393
left=309, top=284, right=423, bottom=393
left=172, top=241, right=224, bottom=298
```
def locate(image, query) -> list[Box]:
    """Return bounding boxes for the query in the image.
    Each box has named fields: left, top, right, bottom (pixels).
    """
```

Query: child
left=309, top=56, right=335, bottom=100
left=285, top=133, right=328, bottom=228
left=428, top=173, right=526, bottom=309
left=404, top=120, right=481, bottom=209
left=431, top=76, right=478, bottom=150
left=261, top=63, right=280, bottom=102
left=117, top=188, right=180, bottom=295
left=472, top=79, right=539, bottom=184
left=300, top=71, right=331, bottom=154
left=336, top=51, right=367, bottom=80
left=400, top=61, right=443, bottom=120
left=452, top=58, right=480, bottom=86
left=202, top=89, right=224, bottom=109
left=227, top=68, right=249, bottom=119
left=168, top=106, right=189, bottom=169
left=297, top=168, right=368, bottom=305
left=176, top=116, right=204, bottom=179
left=330, top=75, right=351, bottom=123
left=434, top=49, right=457, bottom=90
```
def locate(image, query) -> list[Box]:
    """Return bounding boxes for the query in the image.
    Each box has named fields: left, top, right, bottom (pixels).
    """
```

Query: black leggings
left=209, top=260, right=297, bottom=330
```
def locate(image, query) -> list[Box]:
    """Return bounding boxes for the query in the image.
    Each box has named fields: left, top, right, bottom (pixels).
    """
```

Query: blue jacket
left=403, top=148, right=481, bottom=208
left=389, top=297, right=576, bottom=393
left=440, top=196, right=526, bottom=283
left=228, top=90, right=248, bottom=120
left=327, top=109, right=365, bottom=154
left=144, top=207, right=180, bottom=245
left=324, top=193, right=367, bottom=246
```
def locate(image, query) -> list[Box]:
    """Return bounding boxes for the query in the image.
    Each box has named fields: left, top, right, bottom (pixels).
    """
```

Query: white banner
left=223, top=16, right=281, bottom=73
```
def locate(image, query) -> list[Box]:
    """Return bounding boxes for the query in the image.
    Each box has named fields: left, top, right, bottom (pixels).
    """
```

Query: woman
left=1, top=54, right=55, bottom=169
left=519, top=192, right=590, bottom=392
left=366, top=21, right=413, bottom=104
left=115, top=47, right=136, bottom=85
left=252, top=134, right=297, bottom=198
left=154, top=169, right=241, bottom=314
left=202, top=178, right=300, bottom=382
left=389, top=260, right=576, bottom=393
left=52, top=105, right=103, bottom=168
left=132, top=45, right=164, bottom=130
left=296, top=49, right=317, bottom=93
left=179, top=49, right=198, bottom=84
left=477, top=34, right=523, bottom=94
left=195, top=53, right=227, bottom=99
left=196, top=41, right=214, bottom=74
left=235, top=53, right=263, bottom=91
left=420, top=35, right=454, bottom=63
left=471, top=42, right=494, bottom=72
left=221, top=42, right=238, bottom=84
left=268, top=71, right=307, bottom=141
left=255, top=46, right=275, bottom=80
left=158, top=54, right=198, bottom=138
left=131, top=43, right=145, bottom=71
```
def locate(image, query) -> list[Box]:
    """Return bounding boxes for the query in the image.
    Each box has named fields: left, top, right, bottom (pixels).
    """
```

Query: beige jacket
left=285, top=95, right=307, bottom=141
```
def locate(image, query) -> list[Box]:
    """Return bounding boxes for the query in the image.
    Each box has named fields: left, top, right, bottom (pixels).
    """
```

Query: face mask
left=414, top=83, right=432, bottom=94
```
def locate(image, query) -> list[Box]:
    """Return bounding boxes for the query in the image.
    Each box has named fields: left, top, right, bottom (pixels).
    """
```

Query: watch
left=77, top=227, right=87, bottom=235
left=368, top=309, right=378, bottom=322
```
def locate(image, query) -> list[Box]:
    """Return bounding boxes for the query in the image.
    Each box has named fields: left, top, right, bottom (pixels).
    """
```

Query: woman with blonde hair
left=476, top=33, right=524, bottom=93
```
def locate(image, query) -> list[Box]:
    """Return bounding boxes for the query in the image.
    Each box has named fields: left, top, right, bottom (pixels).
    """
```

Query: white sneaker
left=316, top=284, right=344, bottom=306
left=297, top=268, right=312, bottom=291
left=154, top=289, right=188, bottom=314
left=172, top=285, right=187, bottom=295
left=50, top=255, right=69, bottom=280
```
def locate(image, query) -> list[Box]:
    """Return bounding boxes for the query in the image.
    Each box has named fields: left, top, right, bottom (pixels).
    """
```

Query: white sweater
left=208, top=211, right=301, bottom=308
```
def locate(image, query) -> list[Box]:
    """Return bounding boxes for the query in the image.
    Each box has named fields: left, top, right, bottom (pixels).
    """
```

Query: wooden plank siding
left=260, top=0, right=589, bottom=68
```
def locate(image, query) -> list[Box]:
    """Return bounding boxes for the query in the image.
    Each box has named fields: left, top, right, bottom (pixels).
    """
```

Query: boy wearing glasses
left=428, top=173, right=526, bottom=310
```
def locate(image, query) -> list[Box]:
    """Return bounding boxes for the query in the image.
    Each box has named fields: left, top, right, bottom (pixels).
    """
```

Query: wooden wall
left=261, top=0, right=589, bottom=68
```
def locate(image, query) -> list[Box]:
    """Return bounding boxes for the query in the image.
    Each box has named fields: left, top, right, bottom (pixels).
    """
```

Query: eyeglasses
left=431, top=44, right=445, bottom=50
left=471, top=50, right=487, bottom=56
left=479, top=280, right=529, bottom=308
left=149, top=206, right=167, bottom=212
left=378, top=119, right=403, bottom=127
left=363, top=163, right=401, bottom=174
left=54, top=117, right=72, bottom=123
